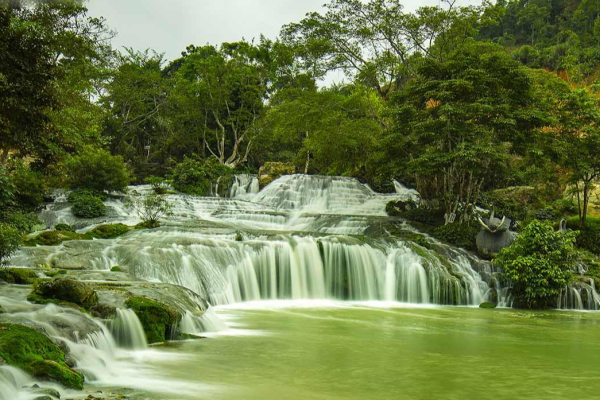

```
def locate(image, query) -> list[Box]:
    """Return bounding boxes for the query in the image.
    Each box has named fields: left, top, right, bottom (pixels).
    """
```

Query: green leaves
left=494, top=220, right=578, bottom=309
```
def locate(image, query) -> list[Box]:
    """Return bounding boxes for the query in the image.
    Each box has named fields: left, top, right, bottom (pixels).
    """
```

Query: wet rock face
left=124, top=296, right=181, bottom=344
left=258, top=162, right=295, bottom=188
left=32, top=279, right=99, bottom=310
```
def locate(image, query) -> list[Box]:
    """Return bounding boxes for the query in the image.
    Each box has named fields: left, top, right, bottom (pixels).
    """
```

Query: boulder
left=31, top=279, right=98, bottom=309
left=258, top=162, right=295, bottom=188
left=0, top=323, right=84, bottom=389
left=479, top=302, right=497, bottom=309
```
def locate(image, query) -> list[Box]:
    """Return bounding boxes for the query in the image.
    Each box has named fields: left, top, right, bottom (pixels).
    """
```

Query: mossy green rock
left=125, top=296, right=181, bottom=344
left=87, top=223, right=130, bottom=239
left=0, top=267, right=38, bottom=284
left=24, top=224, right=131, bottom=247
left=0, top=323, right=84, bottom=389
left=32, top=279, right=98, bottom=309
left=479, top=302, right=497, bottom=309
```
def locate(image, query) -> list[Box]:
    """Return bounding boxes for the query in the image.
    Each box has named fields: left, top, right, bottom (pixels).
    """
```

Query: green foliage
left=110, top=266, right=122, bottom=272
left=399, top=207, right=445, bottom=226
left=568, top=216, right=600, bottom=255
left=54, top=223, right=74, bottom=232
left=171, top=156, right=232, bottom=196
left=0, top=223, right=22, bottom=265
left=126, top=193, right=172, bottom=227
left=0, top=323, right=84, bottom=389
left=67, top=188, right=108, bottom=203
left=9, top=163, right=49, bottom=209
left=71, top=194, right=106, bottom=219
left=125, top=296, right=181, bottom=344
left=0, top=211, right=42, bottom=234
left=494, top=220, right=578, bottom=309
left=145, top=175, right=169, bottom=194
left=0, top=170, right=16, bottom=208
left=433, top=222, right=479, bottom=251
left=65, top=147, right=130, bottom=193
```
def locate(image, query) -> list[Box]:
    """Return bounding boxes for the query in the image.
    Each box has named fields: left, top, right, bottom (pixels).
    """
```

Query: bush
left=0, top=170, right=16, bottom=208
left=67, top=188, right=107, bottom=204
left=0, top=223, right=22, bottom=265
left=54, top=223, right=75, bottom=232
left=494, top=220, right=577, bottom=309
left=171, top=156, right=232, bottom=196
left=10, top=164, right=48, bottom=209
left=433, top=222, right=479, bottom=251
left=400, top=207, right=445, bottom=226
left=1, top=211, right=42, bottom=234
left=71, top=195, right=106, bottom=219
left=65, top=147, right=130, bottom=193
left=125, top=193, right=172, bottom=227
left=145, top=176, right=169, bottom=194
left=568, top=216, right=600, bottom=255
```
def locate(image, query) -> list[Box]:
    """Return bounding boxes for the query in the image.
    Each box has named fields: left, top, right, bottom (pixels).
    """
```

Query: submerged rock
left=0, top=323, right=84, bottom=389
left=479, top=302, right=497, bottom=309
left=0, top=268, right=38, bottom=284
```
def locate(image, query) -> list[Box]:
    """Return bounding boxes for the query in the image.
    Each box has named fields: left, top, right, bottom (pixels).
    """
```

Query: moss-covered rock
left=0, top=267, right=38, bottom=284
left=24, top=231, right=85, bottom=247
left=0, top=323, right=84, bottom=389
left=87, top=223, right=130, bottom=239
left=479, top=302, right=497, bottom=309
left=125, top=296, right=181, bottom=344
left=24, top=224, right=131, bottom=247
left=110, top=266, right=122, bottom=272
left=31, top=279, right=98, bottom=310
left=258, top=162, right=295, bottom=188
left=135, top=220, right=160, bottom=229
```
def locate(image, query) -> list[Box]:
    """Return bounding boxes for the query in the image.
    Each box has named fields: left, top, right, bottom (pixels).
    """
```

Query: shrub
left=400, top=207, right=445, bottom=226
left=71, top=195, right=106, bottom=219
left=171, top=156, right=231, bottom=196
left=10, top=164, right=48, bottom=209
left=568, top=216, right=600, bottom=255
left=494, top=220, right=577, bottom=309
left=67, top=188, right=107, bottom=204
left=0, top=170, right=16, bottom=208
left=145, top=176, right=169, bottom=194
left=0, top=223, right=22, bottom=265
left=433, top=222, right=479, bottom=251
left=126, top=193, right=172, bottom=228
left=54, top=223, right=74, bottom=232
left=1, top=211, right=42, bottom=234
left=65, top=147, right=130, bottom=193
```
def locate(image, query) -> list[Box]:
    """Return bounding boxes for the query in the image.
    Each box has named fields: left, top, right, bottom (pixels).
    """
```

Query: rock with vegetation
left=30, top=279, right=99, bottom=310
left=54, top=223, right=75, bottom=232
left=258, top=162, right=295, bottom=188
left=0, top=267, right=38, bottom=284
left=24, top=224, right=131, bottom=247
left=479, top=302, right=497, bottom=309
left=125, top=296, right=181, bottom=344
left=0, top=323, right=84, bottom=389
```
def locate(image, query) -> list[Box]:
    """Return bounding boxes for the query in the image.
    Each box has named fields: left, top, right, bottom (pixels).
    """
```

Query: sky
left=86, top=0, right=483, bottom=62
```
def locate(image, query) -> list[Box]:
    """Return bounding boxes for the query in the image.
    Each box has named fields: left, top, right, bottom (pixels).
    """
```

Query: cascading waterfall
left=20, top=173, right=600, bottom=310
left=109, top=309, right=148, bottom=349
left=179, top=310, right=229, bottom=335
left=558, top=279, right=600, bottom=310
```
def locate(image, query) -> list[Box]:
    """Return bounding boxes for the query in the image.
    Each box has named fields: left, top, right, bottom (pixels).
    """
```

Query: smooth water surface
left=147, top=303, right=600, bottom=400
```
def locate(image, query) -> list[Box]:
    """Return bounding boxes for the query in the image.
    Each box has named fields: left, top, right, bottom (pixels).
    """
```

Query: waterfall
left=558, top=279, right=600, bottom=310
left=0, top=366, right=36, bottom=400
left=109, top=309, right=148, bottom=349
left=179, top=310, right=228, bottom=335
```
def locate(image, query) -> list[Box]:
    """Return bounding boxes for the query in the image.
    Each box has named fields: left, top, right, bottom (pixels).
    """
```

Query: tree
left=126, top=193, right=172, bottom=228
left=542, top=79, right=600, bottom=226
left=494, top=220, right=577, bottom=309
left=281, top=0, right=479, bottom=98
left=0, top=223, right=21, bottom=265
left=261, top=85, right=385, bottom=178
left=171, top=42, right=271, bottom=168
left=102, top=49, right=172, bottom=166
left=65, top=147, right=130, bottom=193
left=386, top=41, right=544, bottom=221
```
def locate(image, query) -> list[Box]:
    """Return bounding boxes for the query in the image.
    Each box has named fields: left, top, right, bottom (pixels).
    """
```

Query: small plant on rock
left=145, top=176, right=170, bottom=194
left=126, top=193, right=172, bottom=228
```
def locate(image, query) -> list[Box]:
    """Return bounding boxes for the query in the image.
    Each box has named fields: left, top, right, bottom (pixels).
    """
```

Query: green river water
left=127, top=302, right=600, bottom=400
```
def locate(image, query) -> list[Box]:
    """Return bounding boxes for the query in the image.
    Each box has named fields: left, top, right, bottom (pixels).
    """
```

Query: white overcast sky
left=86, top=0, right=483, bottom=61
